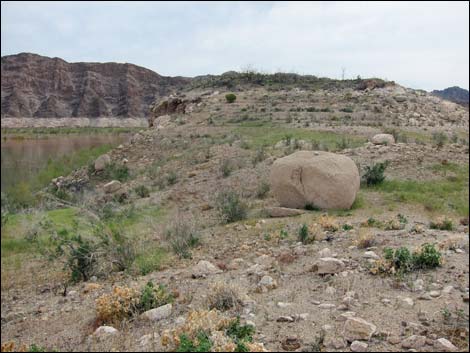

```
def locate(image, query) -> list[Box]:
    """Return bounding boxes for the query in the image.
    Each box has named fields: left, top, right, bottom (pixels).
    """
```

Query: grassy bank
left=1, top=126, right=141, bottom=139
left=3, top=144, right=114, bottom=209
left=370, top=163, right=469, bottom=217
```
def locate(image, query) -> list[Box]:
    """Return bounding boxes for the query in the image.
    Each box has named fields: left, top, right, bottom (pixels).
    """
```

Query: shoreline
left=0, top=117, right=148, bottom=129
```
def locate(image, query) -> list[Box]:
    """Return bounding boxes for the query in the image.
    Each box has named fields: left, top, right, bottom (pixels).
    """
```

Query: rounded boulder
left=371, top=134, right=395, bottom=145
left=270, top=151, right=360, bottom=209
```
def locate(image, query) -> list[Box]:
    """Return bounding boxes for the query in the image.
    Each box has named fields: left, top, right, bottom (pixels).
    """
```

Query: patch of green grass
left=370, top=164, right=469, bottom=217
left=133, top=247, right=168, bottom=275
left=233, top=126, right=366, bottom=150
left=1, top=127, right=140, bottom=139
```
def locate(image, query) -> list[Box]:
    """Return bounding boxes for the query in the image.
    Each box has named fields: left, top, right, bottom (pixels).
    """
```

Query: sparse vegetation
left=215, top=190, right=247, bottom=223
left=134, top=184, right=150, bottom=198
left=165, top=214, right=199, bottom=259
left=225, top=93, right=237, bottom=103
left=255, top=181, right=270, bottom=199
left=362, top=161, right=389, bottom=186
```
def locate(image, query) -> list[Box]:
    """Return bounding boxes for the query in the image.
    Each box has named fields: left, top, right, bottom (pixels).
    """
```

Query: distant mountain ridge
left=1, top=53, right=190, bottom=118
left=432, top=86, right=469, bottom=107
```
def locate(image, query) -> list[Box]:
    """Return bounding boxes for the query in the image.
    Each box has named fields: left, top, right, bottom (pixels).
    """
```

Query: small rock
left=257, top=275, right=277, bottom=292
left=265, top=207, right=305, bottom=218
left=277, top=316, right=294, bottom=322
left=140, top=304, right=172, bottom=321
left=312, top=257, right=345, bottom=274
left=318, top=303, right=336, bottom=309
left=429, top=290, right=441, bottom=298
left=318, top=248, right=332, bottom=257
left=343, top=317, right=376, bottom=342
left=192, top=260, right=222, bottom=278
left=94, top=154, right=111, bottom=171
left=434, top=338, right=458, bottom=352
left=398, top=296, right=414, bottom=307
left=442, top=286, right=454, bottom=295
left=350, top=340, right=368, bottom=352
left=94, top=326, right=118, bottom=337
left=387, top=335, right=401, bottom=345
left=281, top=336, right=302, bottom=351
left=401, top=335, right=426, bottom=349
left=363, top=251, right=379, bottom=260
left=103, top=180, right=122, bottom=193
left=277, top=302, right=292, bottom=308
left=322, top=325, right=347, bottom=349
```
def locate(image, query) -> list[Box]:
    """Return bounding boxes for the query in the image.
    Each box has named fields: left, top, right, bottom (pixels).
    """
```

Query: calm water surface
left=1, top=134, right=130, bottom=191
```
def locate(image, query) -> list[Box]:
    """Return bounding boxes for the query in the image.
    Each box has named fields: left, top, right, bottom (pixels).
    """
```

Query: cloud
left=1, top=1, right=469, bottom=90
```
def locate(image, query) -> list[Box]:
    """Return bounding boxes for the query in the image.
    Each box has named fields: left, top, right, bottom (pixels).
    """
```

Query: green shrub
left=215, top=190, right=247, bottom=223
left=305, top=203, right=320, bottom=211
left=252, top=148, right=267, bottom=165
left=177, top=331, right=213, bottom=352
left=103, top=162, right=130, bottom=181
left=166, top=171, right=178, bottom=185
left=342, top=224, right=354, bottom=231
left=430, top=217, right=454, bottom=230
left=134, top=248, right=166, bottom=275
left=134, top=185, right=150, bottom=198
left=137, top=281, right=174, bottom=313
left=220, top=159, right=234, bottom=178
left=226, top=317, right=254, bottom=349
left=256, top=181, right=270, bottom=199
left=298, top=223, right=310, bottom=244
left=432, top=132, right=448, bottom=148
left=382, top=243, right=441, bottom=275
left=225, top=93, right=237, bottom=103
left=363, top=161, right=389, bottom=186
left=165, top=215, right=199, bottom=259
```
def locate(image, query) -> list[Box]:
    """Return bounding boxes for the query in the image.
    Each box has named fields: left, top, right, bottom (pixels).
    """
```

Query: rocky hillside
left=432, top=86, right=469, bottom=107
left=1, top=53, right=189, bottom=118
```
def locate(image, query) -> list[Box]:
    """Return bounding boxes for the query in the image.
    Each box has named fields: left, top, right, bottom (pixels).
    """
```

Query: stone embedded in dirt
left=277, top=316, right=295, bottom=323
left=413, top=279, right=424, bottom=292
left=429, top=290, right=441, bottom=298
left=371, top=134, right=395, bottom=145
left=343, top=317, right=377, bottom=342
left=270, top=151, right=360, bottom=209
left=363, top=251, right=380, bottom=260
left=257, top=275, right=277, bottom=292
left=141, top=304, right=172, bottom=321
left=322, top=324, right=347, bottom=349
left=318, top=303, right=336, bottom=309
left=397, top=296, right=414, bottom=307
left=277, top=302, right=292, bottom=308
left=312, top=257, right=346, bottom=274
left=337, top=311, right=356, bottom=321
left=191, top=260, right=223, bottom=278
left=350, top=340, right=369, bottom=352
left=387, top=335, right=401, bottom=345
left=94, top=326, right=118, bottom=337
left=94, top=154, right=111, bottom=171
left=401, top=335, right=426, bottom=349
left=318, top=248, right=333, bottom=257
left=434, top=338, right=458, bottom=352
left=281, top=336, right=302, bottom=351
left=265, top=207, right=305, bottom=218
left=103, top=180, right=122, bottom=193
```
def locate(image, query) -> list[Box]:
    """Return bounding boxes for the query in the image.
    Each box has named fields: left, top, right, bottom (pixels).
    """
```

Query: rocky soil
left=1, top=79, right=469, bottom=352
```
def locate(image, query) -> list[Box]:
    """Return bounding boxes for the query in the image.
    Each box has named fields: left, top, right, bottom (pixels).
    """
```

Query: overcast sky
left=1, top=1, right=469, bottom=91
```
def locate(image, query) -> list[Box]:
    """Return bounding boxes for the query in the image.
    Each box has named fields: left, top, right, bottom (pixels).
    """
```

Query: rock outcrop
left=1, top=53, right=189, bottom=118
left=270, top=151, right=360, bottom=210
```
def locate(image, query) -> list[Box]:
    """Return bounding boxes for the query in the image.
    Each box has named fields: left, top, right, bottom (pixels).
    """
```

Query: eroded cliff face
left=1, top=53, right=190, bottom=118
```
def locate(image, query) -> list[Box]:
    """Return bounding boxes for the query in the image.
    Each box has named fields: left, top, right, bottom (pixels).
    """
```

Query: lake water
left=1, top=133, right=130, bottom=192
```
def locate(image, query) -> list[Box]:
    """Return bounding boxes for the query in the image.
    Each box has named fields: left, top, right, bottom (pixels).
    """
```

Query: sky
left=1, top=1, right=469, bottom=91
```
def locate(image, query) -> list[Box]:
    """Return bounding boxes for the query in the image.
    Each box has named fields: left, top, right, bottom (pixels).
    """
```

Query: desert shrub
left=226, top=317, right=255, bottom=350
left=374, top=243, right=442, bottom=276
left=252, top=148, right=267, bottom=165
left=384, top=214, right=408, bottom=230
left=355, top=228, right=375, bottom=248
left=134, top=185, right=150, bottom=198
left=96, top=286, right=140, bottom=325
left=137, top=281, right=174, bottom=313
left=103, top=162, right=129, bottom=181
left=46, top=224, right=135, bottom=283
left=177, top=331, right=213, bottom=352
left=362, top=161, right=389, bottom=186
left=430, top=216, right=454, bottom=230
left=305, top=203, right=320, bottom=211
left=133, top=247, right=166, bottom=275
left=342, top=223, right=353, bottom=231
left=207, top=282, right=242, bottom=312
left=319, top=214, right=339, bottom=232
left=298, top=223, right=311, bottom=244
left=166, top=171, right=178, bottom=185
left=165, top=214, right=199, bottom=259
left=256, top=181, right=270, bottom=199
left=283, top=134, right=293, bottom=146
left=225, top=93, right=237, bottom=103
left=335, top=137, right=351, bottom=150
left=340, top=107, right=354, bottom=113
left=215, top=190, right=247, bottom=223
left=220, top=159, right=234, bottom=178
left=432, top=132, right=448, bottom=148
